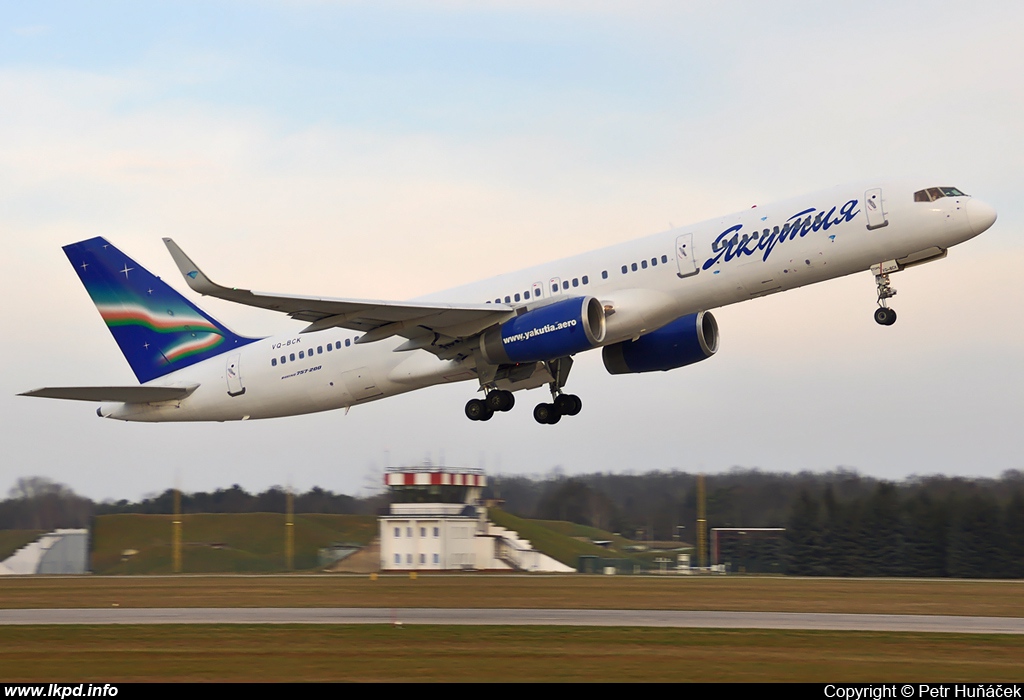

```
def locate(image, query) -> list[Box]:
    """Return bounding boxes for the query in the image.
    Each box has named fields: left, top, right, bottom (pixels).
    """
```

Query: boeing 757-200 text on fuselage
left=19, top=181, right=997, bottom=424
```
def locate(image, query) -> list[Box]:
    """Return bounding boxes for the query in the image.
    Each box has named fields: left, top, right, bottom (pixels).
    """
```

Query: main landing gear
left=533, top=392, right=582, bottom=425
left=465, top=389, right=515, bottom=422
left=465, top=357, right=583, bottom=425
left=872, top=263, right=898, bottom=326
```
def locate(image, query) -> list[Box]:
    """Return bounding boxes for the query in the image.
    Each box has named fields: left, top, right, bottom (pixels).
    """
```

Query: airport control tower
left=379, top=465, right=572, bottom=573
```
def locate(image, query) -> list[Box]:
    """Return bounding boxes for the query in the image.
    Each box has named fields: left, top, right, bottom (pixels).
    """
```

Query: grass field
left=2, top=575, right=1023, bottom=617
left=2, top=625, right=1023, bottom=682
left=91, top=513, right=377, bottom=574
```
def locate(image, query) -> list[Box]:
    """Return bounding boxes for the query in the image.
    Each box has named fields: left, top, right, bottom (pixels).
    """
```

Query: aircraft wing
left=163, top=239, right=513, bottom=352
left=19, top=385, right=199, bottom=403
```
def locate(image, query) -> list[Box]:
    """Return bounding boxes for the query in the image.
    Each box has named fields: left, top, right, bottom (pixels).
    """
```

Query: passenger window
left=271, top=358, right=277, bottom=366
left=336, top=341, right=342, bottom=349
left=602, top=271, right=608, bottom=279
left=631, top=262, right=638, bottom=271
left=621, top=265, right=627, bottom=274
left=651, top=258, right=657, bottom=266
left=280, top=356, right=286, bottom=364
left=562, top=281, right=569, bottom=290
left=504, top=296, right=511, bottom=303
left=524, top=290, right=530, bottom=299
left=299, top=350, right=304, bottom=359
left=641, top=260, right=648, bottom=269
left=326, top=344, right=332, bottom=352
left=514, top=293, right=521, bottom=302
left=317, top=346, right=323, bottom=354
left=582, top=275, right=589, bottom=284
left=550, top=284, right=557, bottom=293
left=345, top=339, right=351, bottom=347
left=289, top=353, right=295, bottom=361
left=571, top=278, right=578, bottom=287
left=661, top=255, right=668, bottom=264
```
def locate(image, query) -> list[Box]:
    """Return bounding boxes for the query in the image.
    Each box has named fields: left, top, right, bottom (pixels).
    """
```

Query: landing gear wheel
left=554, top=393, right=582, bottom=416
left=465, top=398, right=492, bottom=421
left=874, top=307, right=897, bottom=326
left=486, top=390, right=515, bottom=412
left=533, top=403, right=561, bottom=425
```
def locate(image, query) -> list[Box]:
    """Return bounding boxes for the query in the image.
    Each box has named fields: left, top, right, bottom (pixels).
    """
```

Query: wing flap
left=19, top=385, right=199, bottom=403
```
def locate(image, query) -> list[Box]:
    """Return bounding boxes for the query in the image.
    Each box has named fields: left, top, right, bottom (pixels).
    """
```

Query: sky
left=2, top=1, right=1023, bottom=502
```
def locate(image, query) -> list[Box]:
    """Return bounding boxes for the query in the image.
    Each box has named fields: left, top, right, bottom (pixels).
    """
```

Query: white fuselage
left=103, top=180, right=990, bottom=422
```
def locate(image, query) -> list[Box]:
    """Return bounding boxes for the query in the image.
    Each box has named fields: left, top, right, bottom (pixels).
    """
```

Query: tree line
left=2, top=469, right=1022, bottom=577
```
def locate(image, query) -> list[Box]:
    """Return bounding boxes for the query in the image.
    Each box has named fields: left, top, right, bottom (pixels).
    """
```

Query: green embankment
left=487, top=508, right=626, bottom=567
left=91, top=513, right=376, bottom=574
left=0, top=530, right=46, bottom=561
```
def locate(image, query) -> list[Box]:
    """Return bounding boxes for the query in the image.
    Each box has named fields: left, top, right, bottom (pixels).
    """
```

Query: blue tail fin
left=63, top=237, right=258, bottom=383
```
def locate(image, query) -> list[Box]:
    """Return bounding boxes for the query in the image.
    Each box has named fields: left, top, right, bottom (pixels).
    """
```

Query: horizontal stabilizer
left=19, top=385, right=199, bottom=403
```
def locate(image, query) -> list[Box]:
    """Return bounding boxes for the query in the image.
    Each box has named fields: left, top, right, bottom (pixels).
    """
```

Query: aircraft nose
left=965, top=198, right=997, bottom=236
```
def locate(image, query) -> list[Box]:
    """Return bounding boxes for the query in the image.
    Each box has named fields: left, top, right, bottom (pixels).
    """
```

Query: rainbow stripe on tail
left=64, top=237, right=258, bottom=383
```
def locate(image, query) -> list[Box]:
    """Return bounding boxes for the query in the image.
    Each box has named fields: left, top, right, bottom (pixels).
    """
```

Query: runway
left=2, top=608, right=1023, bottom=633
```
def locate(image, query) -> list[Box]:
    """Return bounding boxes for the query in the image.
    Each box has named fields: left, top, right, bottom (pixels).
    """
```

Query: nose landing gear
left=872, top=261, right=898, bottom=326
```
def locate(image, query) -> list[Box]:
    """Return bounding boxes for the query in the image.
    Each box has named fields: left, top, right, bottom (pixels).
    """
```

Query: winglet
left=162, top=238, right=225, bottom=296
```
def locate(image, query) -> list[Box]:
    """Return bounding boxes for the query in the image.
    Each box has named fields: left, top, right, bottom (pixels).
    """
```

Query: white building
left=379, top=467, right=573, bottom=573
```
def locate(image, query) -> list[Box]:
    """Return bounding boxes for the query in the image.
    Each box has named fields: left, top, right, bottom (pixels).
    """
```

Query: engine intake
left=480, top=296, right=606, bottom=365
left=603, top=311, right=719, bottom=374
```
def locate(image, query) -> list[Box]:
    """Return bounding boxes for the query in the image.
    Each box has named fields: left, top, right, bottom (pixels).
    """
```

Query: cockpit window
left=914, top=186, right=967, bottom=202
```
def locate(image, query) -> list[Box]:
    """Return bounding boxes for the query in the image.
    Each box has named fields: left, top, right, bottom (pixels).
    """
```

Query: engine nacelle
left=602, top=311, right=719, bottom=374
left=480, top=296, right=606, bottom=365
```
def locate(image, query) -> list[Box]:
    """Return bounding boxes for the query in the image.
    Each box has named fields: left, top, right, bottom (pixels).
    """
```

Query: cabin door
left=225, top=353, right=245, bottom=397
left=675, top=233, right=698, bottom=278
left=865, top=188, right=889, bottom=230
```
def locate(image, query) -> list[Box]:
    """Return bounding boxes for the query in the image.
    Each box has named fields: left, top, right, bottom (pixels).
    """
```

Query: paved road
left=2, top=608, right=1023, bottom=633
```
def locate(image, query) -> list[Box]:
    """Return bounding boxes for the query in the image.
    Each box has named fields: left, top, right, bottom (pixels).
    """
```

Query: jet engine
left=602, top=311, right=719, bottom=374
left=480, top=296, right=606, bottom=365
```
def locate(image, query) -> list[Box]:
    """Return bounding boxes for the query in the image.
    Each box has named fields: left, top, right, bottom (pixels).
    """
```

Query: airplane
left=19, top=180, right=997, bottom=425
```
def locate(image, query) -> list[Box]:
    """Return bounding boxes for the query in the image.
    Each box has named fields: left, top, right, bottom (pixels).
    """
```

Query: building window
left=406, top=527, right=412, bottom=537
left=433, top=527, right=439, bottom=537
left=406, top=554, right=412, bottom=564
left=394, top=527, right=400, bottom=537
left=433, top=553, right=439, bottom=564
left=419, top=554, right=425, bottom=564
left=420, top=527, right=426, bottom=537
left=394, top=554, right=400, bottom=564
